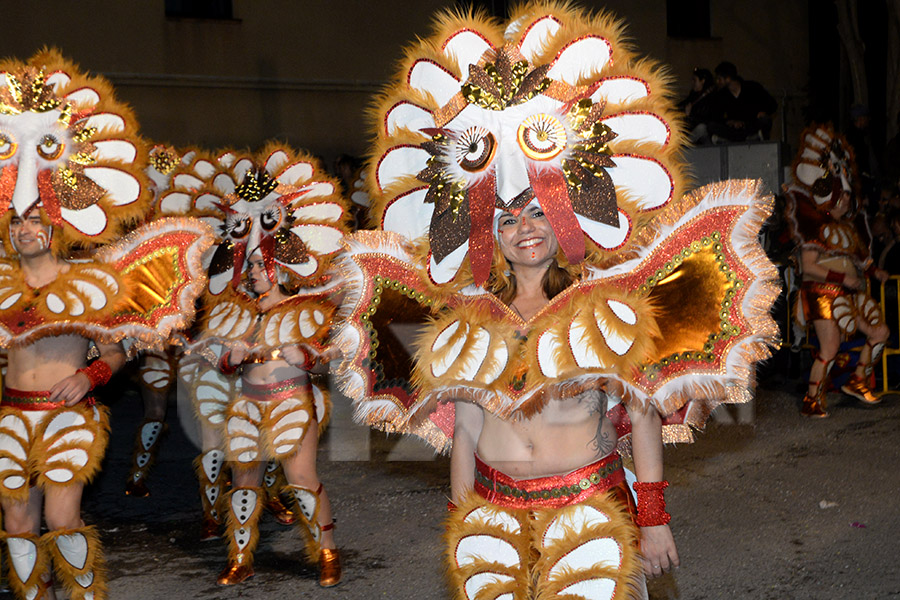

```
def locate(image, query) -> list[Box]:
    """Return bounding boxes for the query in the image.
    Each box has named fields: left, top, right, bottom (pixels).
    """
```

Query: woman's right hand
left=227, top=345, right=248, bottom=366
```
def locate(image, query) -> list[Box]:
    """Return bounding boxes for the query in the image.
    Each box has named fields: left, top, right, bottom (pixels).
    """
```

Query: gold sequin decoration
left=148, top=146, right=180, bottom=174
left=119, top=246, right=184, bottom=317
left=638, top=232, right=741, bottom=379
left=235, top=170, right=278, bottom=203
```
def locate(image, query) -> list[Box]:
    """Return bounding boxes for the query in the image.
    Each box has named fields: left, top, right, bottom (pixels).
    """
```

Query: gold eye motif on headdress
left=517, top=113, right=567, bottom=161
left=37, top=134, right=64, bottom=160
left=455, top=126, right=496, bottom=172
left=0, top=133, right=17, bottom=160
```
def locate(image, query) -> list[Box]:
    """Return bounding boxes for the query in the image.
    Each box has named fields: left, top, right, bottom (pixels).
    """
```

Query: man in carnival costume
left=785, top=124, right=890, bottom=417
left=0, top=51, right=212, bottom=600
left=333, top=3, right=779, bottom=599
left=160, top=145, right=349, bottom=586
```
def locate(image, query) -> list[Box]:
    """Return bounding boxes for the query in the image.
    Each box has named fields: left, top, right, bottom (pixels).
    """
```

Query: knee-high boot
left=2, top=531, right=51, bottom=600
left=285, top=483, right=341, bottom=587
left=125, top=420, right=167, bottom=497
left=802, top=355, right=833, bottom=417
left=194, top=450, right=226, bottom=541
left=44, top=525, right=106, bottom=600
left=216, top=487, right=263, bottom=585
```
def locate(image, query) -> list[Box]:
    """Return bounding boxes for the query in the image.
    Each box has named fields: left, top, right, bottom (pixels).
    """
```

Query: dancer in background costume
left=156, top=149, right=300, bottom=539
left=170, top=145, right=348, bottom=586
left=0, top=51, right=212, bottom=600
left=332, top=4, right=780, bottom=599
left=785, top=124, right=890, bottom=417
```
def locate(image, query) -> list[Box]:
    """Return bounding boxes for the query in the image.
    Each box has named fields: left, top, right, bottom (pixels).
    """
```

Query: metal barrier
left=878, top=275, right=900, bottom=396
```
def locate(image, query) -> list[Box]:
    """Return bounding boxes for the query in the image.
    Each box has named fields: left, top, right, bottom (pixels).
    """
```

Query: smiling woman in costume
left=333, top=3, right=780, bottom=599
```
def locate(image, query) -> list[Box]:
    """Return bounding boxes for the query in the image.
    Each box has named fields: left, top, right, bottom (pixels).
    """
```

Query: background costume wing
left=333, top=229, right=453, bottom=450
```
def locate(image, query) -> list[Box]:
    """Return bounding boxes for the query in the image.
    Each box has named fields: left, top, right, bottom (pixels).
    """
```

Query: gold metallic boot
left=841, top=373, right=880, bottom=405
left=318, top=545, right=342, bottom=588
left=802, top=357, right=832, bottom=418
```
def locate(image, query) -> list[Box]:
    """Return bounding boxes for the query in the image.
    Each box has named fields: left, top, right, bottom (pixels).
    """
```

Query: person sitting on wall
left=707, top=61, right=777, bottom=143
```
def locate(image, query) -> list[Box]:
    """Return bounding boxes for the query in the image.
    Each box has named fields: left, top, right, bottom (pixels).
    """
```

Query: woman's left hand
left=280, top=345, right=312, bottom=369
left=639, top=524, right=680, bottom=578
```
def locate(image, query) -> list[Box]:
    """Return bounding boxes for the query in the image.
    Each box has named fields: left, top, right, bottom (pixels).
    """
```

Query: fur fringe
left=44, top=525, right=107, bottom=600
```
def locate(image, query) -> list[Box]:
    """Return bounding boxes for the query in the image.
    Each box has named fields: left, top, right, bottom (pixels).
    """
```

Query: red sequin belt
left=474, top=452, right=626, bottom=509
left=241, top=376, right=308, bottom=402
left=2, top=387, right=96, bottom=411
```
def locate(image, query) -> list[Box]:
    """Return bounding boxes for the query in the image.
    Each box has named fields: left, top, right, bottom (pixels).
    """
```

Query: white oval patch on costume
left=456, top=535, right=520, bottom=568
left=592, top=77, right=650, bottom=105
left=537, top=330, right=562, bottom=378
left=464, top=573, right=514, bottom=600
left=548, top=36, right=611, bottom=85
left=569, top=321, right=603, bottom=368
left=83, top=167, right=140, bottom=206
left=383, top=187, right=433, bottom=240
left=602, top=113, right=669, bottom=147
left=376, top=145, right=430, bottom=192
left=596, top=311, right=634, bottom=356
left=458, top=326, right=490, bottom=381
left=385, top=101, right=435, bottom=136
left=558, top=578, right=617, bottom=600
left=608, top=155, right=672, bottom=211
left=45, top=293, right=66, bottom=314
left=431, top=320, right=465, bottom=378
left=548, top=537, right=621, bottom=576
left=607, top=300, right=637, bottom=325
left=408, top=59, right=460, bottom=107
left=578, top=211, right=630, bottom=250
left=464, top=507, right=521, bottom=534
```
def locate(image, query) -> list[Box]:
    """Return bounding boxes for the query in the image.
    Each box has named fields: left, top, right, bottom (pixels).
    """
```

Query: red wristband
left=825, top=270, right=845, bottom=285
left=77, top=359, right=112, bottom=391
left=447, top=500, right=457, bottom=513
left=219, top=351, right=240, bottom=375
left=633, top=480, right=671, bottom=527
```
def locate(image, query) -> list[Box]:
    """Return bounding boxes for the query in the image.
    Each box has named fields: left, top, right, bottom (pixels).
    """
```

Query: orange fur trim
left=194, top=451, right=226, bottom=525
left=223, top=487, right=264, bottom=566
left=1, top=531, right=49, bottom=596
left=225, top=389, right=314, bottom=464
left=285, top=484, right=323, bottom=562
left=43, top=525, right=107, bottom=600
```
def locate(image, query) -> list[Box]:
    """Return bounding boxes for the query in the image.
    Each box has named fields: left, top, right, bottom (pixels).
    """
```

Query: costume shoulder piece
left=0, top=49, right=150, bottom=254
left=333, top=2, right=779, bottom=452
left=0, top=217, right=212, bottom=349
left=159, top=144, right=349, bottom=354
left=784, top=123, right=870, bottom=264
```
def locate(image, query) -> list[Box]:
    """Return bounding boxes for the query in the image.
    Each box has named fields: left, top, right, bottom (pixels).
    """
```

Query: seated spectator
left=679, top=68, right=716, bottom=143
left=707, top=61, right=777, bottom=143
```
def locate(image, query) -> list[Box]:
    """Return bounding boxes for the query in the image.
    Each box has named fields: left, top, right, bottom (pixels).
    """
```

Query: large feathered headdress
left=0, top=49, right=149, bottom=255
left=367, top=3, right=686, bottom=288
left=159, top=143, right=349, bottom=297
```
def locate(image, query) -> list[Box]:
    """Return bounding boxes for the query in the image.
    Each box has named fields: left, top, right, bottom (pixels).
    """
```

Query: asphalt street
left=2, top=355, right=898, bottom=600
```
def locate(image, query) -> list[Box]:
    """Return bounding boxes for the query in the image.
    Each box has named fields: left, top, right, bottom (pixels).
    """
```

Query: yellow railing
left=877, top=275, right=900, bottom=396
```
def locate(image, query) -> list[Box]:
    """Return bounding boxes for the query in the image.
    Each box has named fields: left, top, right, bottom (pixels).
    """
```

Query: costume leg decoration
left=2, top=532, right=50, bottom=600
left=445, top=492, right=530, bottom=600
left=285, top=483, right=326, bottom=563
left=195, top=450, right=226, bottom=541
left=0, top=410, right=33, bottom=503
left=32, top=405, right=109, bottom=492
left=263, top=460, right=295, bottom=525
left=531, top=493, right=641, bottom=600
left=44, top=525, right=106, bottom=600
left=217, top=486, right=263, bottom=585
left=802, top=356, right=833, bottom=418
left=124, top=420, right=166, bottom=497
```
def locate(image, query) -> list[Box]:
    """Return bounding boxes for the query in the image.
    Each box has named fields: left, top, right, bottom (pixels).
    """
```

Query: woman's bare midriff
left=241, top=358, right=306, bottom=386
left=475, top=393, right=618, bottom=479
left=6, top=334, right=90, bottom=391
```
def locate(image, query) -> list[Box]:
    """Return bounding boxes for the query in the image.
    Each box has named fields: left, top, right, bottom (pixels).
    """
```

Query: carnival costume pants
left=446, top=453, right=645, bottom=600
left=799, top=281, right=883, bottom=336
left=0, top=388, right=109, bottom=600
left=222, top=377, right=331, bottom=564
